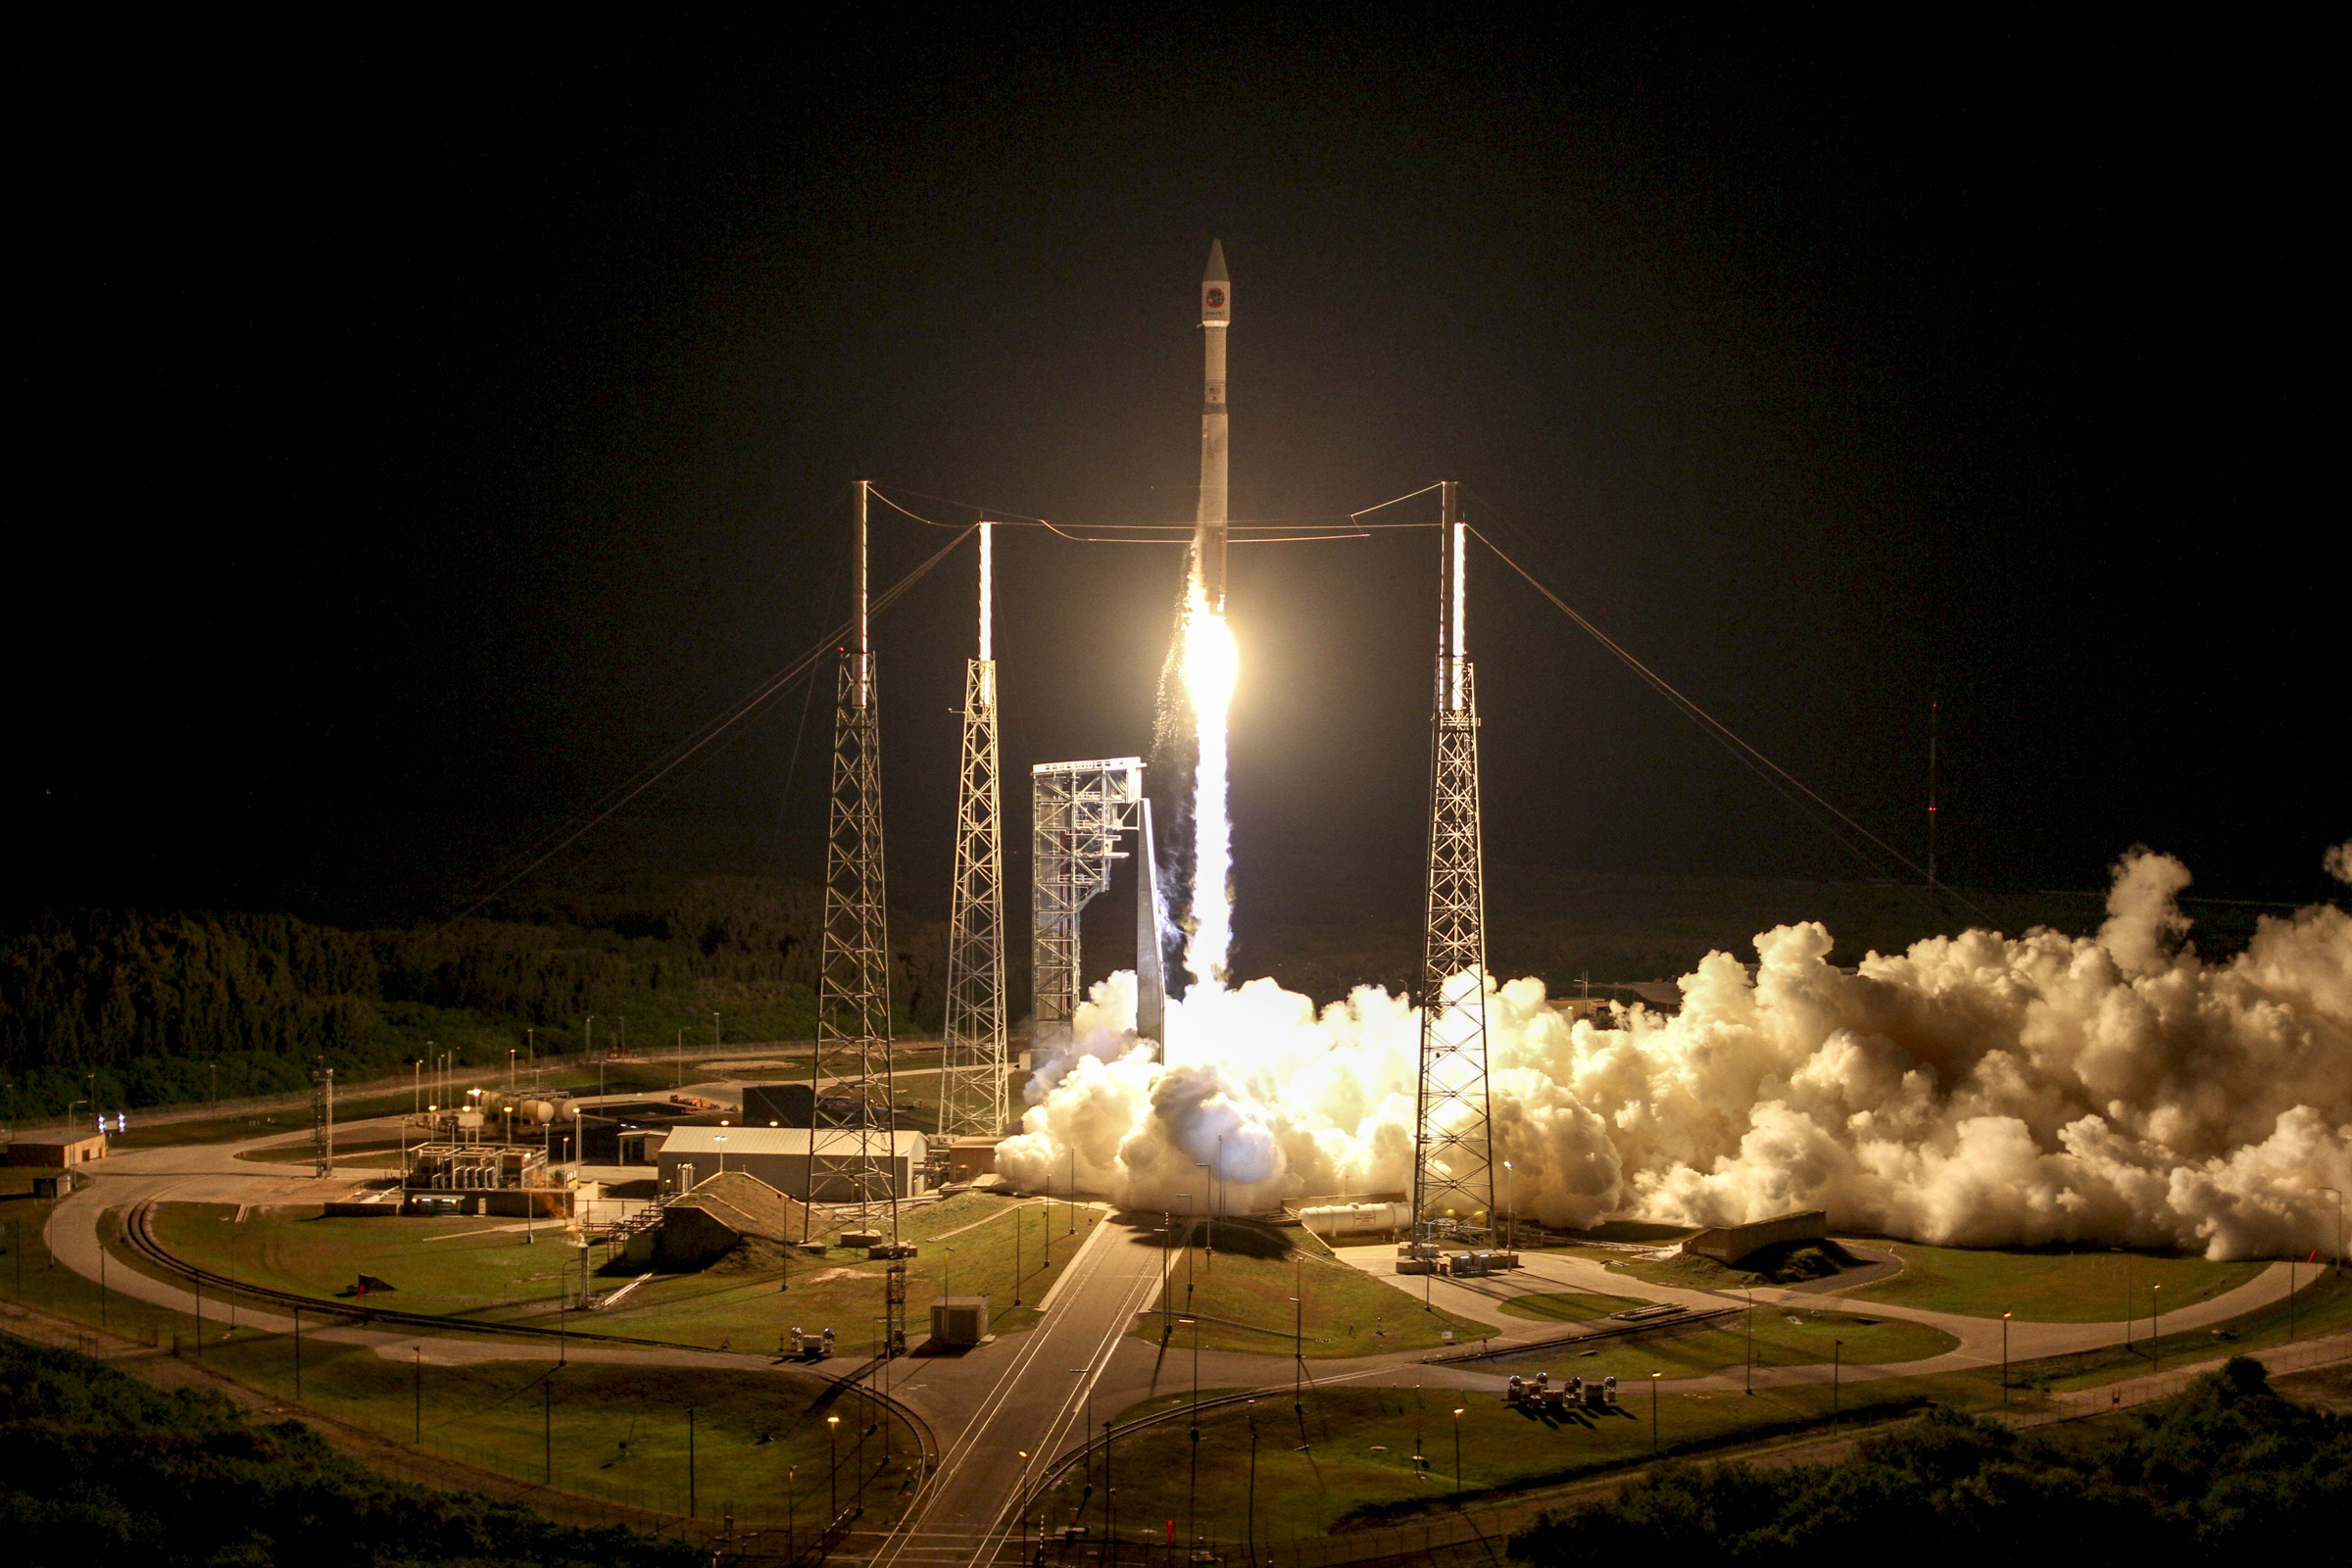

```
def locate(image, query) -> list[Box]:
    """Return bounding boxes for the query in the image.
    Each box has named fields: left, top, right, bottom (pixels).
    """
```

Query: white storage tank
left=1298, top=1200, right=1412, bottom=1240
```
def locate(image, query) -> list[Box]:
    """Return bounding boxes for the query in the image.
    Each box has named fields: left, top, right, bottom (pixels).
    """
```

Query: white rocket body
left=1196, top=240, right=1230, bottom=610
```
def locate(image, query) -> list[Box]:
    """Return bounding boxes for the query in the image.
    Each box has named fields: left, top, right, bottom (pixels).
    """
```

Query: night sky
left=19, top=15, right=2338, bottom=928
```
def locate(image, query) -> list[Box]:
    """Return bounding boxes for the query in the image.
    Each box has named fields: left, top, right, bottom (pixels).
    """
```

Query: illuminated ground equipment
left=401, top=1141, right=562, bottom=1216
left=941, top=521, right=1008, bottom=1141
left=813, top=483, right=907, bottom=1352
left=1030, top=758, right=1167, bottom=1065
left=1412, top=480, right=1495, bottom=1250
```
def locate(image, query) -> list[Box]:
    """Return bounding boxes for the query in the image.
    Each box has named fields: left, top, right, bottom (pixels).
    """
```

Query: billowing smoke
left=996, top=848, right=2352, bottom=1260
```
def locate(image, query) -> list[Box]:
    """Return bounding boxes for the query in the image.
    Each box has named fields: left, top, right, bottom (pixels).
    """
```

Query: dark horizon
left=15, top=15, right=2341, bottom=933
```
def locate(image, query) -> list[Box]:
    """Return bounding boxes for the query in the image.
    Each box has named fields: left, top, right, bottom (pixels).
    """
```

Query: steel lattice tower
left=1412, top=481, right=1494, bottom=1242
left=812, top=485, right=906, bottom=1338
left=941, top=523, right=1007, bottom=1139
left=1031, top=759, right=1159, bottom=1066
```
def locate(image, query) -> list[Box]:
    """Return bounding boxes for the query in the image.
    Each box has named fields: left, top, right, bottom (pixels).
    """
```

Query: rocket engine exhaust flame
left=1180, top=580, right=1237, bottom=988
left=999, top=847, right=2352, bottom=1261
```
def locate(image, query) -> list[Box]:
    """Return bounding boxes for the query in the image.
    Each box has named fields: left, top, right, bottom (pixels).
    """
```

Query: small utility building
left=8, top=1129, right=109, bottom=1167
left=657, top=1125, right=929, bottom=1201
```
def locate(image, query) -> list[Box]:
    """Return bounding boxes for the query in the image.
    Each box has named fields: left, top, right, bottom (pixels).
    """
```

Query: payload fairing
left=1195, top=240, right=1230, bottom=609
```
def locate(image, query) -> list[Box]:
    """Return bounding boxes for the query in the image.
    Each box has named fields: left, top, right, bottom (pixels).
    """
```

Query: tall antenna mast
left=1411, top=480, right=1494, bottom=1254
left=813, top=481, right=907, bottom=1348
left=942, top=522, right=1008, bottom=1141
left=1926, top=700, right=1939, bottom=888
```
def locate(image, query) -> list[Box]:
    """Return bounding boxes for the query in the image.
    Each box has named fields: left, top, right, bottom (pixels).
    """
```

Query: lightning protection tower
left=1411, top=480, right=1494, bottom=1246
left=813, top=484, right=906, bottom=1336
left=941, top=522, right=1008, bottom=1139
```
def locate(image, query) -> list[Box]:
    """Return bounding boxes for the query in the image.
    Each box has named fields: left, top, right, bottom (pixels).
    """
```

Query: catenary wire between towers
left=448, top=521, right=979, bottom=920
left=456, top=476, right=1958, bottom=922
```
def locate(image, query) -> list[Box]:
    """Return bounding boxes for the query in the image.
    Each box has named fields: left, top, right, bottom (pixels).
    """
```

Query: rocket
left=1195, top=240, right=1231, bottom=610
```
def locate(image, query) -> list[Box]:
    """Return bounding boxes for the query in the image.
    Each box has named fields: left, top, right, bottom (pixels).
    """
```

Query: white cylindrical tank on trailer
left=1299, top=1201, right=1413, bottom=1240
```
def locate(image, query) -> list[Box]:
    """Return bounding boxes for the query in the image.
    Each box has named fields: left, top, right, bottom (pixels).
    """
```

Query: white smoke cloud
left=995, top=852, right=2352, bottom=1260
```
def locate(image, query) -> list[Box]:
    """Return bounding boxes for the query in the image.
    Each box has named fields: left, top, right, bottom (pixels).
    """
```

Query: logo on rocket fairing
left=1205, top=286, right=1227, bottom=310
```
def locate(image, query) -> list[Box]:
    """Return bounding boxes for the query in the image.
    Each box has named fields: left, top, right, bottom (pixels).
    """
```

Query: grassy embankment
left=1134, top=1219, right=1496, bottom=1357
left=1059, top=1373, right=1943, bottom=1549
left=1080, top=1262, right=2352, bottom=1543
left=182, top=1336, right=915, bottom=1529
left=1838, top=1240, right=2264, bottom=1320
left=1481, top=1304, right=1956, bottom=1380
left=3, top=1172, right=926, bottom=1531
left=142, top=1191, right=1102, bottom=1351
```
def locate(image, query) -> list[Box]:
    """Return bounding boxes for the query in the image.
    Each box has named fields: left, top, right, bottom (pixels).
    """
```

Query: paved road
left=871, top=1217, right=1168, bottom=1566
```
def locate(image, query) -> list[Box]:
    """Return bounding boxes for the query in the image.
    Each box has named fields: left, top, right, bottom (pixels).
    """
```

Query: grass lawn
left=1495, top=1290, right=1652, bottom=1323
left=146, top=1193, right=1103, bottom=1352
left=1841, top=1242, right=2265, bottom=1321
left=151, top=1202, right=588, bottom=1322
left=1067, top=1376, right=1928, bottom=1546
left=172, top=1329, right=917, bottom=1530
left=1133, top=1223, right=1495, bottom=1357
left=1482, top=1305, right=1956, bottom=1382
left=588, top=1195, right=1101, bottom=1350
left=2014, top=1267, right=2352, bottom=1391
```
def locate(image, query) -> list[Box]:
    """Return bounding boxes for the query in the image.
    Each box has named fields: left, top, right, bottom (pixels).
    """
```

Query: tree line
left=0, top=876, right=953, bottom=1120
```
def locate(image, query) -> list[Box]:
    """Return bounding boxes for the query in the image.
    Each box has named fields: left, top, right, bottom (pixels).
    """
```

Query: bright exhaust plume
left=997, top=847, right=2352, bottom=1260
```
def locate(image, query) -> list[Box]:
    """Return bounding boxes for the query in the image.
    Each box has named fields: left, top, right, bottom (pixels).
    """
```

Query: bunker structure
left=1680, top=1209, right=1830, bottom=1265
left=617, top=1169, right=811, bottom=1271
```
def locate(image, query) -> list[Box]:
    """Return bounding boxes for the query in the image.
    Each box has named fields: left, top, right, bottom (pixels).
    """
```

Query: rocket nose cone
left=1204, top=239, right=1229, bottom=282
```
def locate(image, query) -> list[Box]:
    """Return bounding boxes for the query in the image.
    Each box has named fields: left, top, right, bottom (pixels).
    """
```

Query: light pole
left=1247, top=1410, right=1259, bottom=1561
left=413, top=1345, right=421, bottom=1443
left=1744, top=1287, right=1755, bottom=1395
left=1182, top=1315, right=1200, bottom=1556
left=828, top=1413, right=841, bottom=1519
left=1067, top=1148, right=1076, bottom=1234
left=2150, top=1284, right=2163, bottom=1374
left=2001, top=1311, right=2011, bottom=1401
left=1832, top=1342, right=1840, bottom=1422
left=1451, top=1406, right=1464, bottom=1500
left=1650, top=1371, right=1662, bottom=1454
left=1069, top=1366, right=1096, bottom=1493
left=1177, top=1193, right=1195, bottom=1306
left=1501, top=1161, right=1514, bottom=1253
left=2323, top=1187, right=2344, bottom=1274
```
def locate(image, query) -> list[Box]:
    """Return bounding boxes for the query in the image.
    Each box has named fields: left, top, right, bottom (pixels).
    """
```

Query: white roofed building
left=655, top=1124, right=929, bottom=1202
